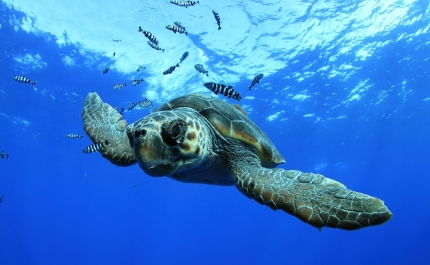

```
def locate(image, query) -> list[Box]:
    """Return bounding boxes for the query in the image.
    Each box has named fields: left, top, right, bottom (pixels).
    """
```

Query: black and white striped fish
left=103, top=68, right=109, bottom=74
left=83, top=140, right=109, bottom=153
left=170, top=0, right=199, bottom=7
left=182, top=1, right=199, bottom=7
left=139, top=99, right=153, bottom=109
left=138, top=27, right=159, bottom=45
left=163, top=63, right=179, bottom=75
left=248, top=73, right=264, bottom=90
left=113, top=52, right=116, bottom=57
left=113, top=83, right=127, bottom=90
left=119, top=107, right=126, bottom=115
left=136, top=66, right=145, bottom=72
left=12, top=75, right=37, bottom=86
left=212, top=9, right=221, bottom=30
left=0, top=194, right=4, bottom=204
left=195, top=64, right=209, bottom=76
left=174, top=21, right=186, bottom=31
left=112, top=39, right=121, bottom=42
left=128, top=102, right=139, bottom=111
left=179, top=52, right=189, bottom=64
left=204, top=82, right=241, bottom=101
left=147, top=41, right=165, bottom=52
left=0, top=150, right=9, bottom=160
left=66, top=134, right=84, bottom=139
left=166, top=25, right=187, bottom=35
left=131, top=78, right=144, bottom=86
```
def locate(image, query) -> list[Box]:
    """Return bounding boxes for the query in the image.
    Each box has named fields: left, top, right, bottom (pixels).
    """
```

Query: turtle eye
left=161, top=119, right=187, bottom=146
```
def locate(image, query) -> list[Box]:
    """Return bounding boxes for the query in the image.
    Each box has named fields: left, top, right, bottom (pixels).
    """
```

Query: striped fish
left=248, top=74, right=264, bottom=90
left=138, top=27, right=159, bottom=45
left=128, top=102, right=139, bottom=111
left=182, top=1, right=199, bottom=7
left=139, top=99, right=153, bottom=109
left=136, top=66, right=145, bottom=72
left=166, top=25, right=187, bottom=35
left=131, top=78, right=144, bottom=86
left=204, top=82, right=241, bottom=101
left=163, top=63, right=179, bottom=75
left=66, top=134, right=84, bottom=139
left=83, top=140, right=109, bottom=153
left=147, top=41, right=165, bottom=52
left=0, top=194, right=4, bottom=204
left=179, top=52, right=189, bottom=64
left=113, top=83, right=127, bottom=90
left=103, top=68, right=109, bottom=74
left=112, top=39, right=121, bottom=42
left=212, top=9, right=221, bottom=30
left=195, top=64, right=209, bottom=76
left=12, top=75, right=37, bottom=86
left=174, top=21, right=186, bottom=31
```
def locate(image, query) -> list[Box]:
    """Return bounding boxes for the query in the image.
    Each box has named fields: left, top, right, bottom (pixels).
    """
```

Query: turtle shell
left=153, top=93, right=285, bottom=168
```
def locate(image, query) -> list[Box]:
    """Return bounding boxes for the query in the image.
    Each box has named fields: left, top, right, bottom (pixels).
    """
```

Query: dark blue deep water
left=0, top=1, right=429, bottom=264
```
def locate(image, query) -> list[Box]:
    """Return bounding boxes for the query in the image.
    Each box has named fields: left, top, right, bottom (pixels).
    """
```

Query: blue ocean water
left=0, top=0, right=429, bottom=264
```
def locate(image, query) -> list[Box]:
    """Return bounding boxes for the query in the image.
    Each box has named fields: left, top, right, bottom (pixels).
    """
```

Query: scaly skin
left=82, top=92, right=136, bottom=166
left=232, top=157, right=392, bottom=230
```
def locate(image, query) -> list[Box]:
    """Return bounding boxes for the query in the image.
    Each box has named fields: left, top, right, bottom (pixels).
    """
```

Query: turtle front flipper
left=233, top=166, right=392, bottom=230
left=82, top=92, right=136, bottom=166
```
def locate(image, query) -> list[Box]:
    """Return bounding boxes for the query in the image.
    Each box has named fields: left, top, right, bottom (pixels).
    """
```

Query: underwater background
left=0, top=0, right=429, bottom=264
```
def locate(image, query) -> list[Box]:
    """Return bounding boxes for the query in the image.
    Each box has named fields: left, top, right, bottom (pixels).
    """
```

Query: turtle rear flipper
left=233, top=166, right=392, bottom=230
left=82, top=92, right=136, bottom=166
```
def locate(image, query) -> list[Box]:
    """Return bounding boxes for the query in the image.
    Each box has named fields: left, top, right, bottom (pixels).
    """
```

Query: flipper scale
left=82, top=92, right=136, bottom=166
left=233, top=166, right=392, bottom=230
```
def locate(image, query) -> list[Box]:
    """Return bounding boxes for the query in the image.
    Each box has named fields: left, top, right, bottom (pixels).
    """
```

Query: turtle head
left=130, top=109, right=211, bottom=176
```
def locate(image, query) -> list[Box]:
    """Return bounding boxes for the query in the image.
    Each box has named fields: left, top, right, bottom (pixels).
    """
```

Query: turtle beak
left=133, top=130, right=175, bottom=176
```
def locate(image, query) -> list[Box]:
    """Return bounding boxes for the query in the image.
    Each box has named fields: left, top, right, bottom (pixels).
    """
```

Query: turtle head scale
left=131, top=110, right=212, bottom=177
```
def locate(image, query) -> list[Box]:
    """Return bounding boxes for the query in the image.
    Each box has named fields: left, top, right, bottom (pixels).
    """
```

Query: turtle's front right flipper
left=82, top=92, right=136, bottom=166
left=234, top=166, right=392, bottom=230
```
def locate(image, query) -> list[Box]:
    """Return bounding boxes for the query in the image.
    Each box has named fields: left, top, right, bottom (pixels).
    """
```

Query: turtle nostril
left=135, top=129, right=146, bottom=139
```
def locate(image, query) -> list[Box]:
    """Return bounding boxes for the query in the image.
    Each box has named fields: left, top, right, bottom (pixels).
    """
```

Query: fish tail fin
left=32, top=81, right=37, bottom=86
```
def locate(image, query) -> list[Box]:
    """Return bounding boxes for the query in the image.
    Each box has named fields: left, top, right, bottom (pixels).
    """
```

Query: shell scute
left=154, top=93, right=285, bottom=167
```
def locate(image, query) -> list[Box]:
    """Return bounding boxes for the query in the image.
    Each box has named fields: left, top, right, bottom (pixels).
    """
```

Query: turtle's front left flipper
left=82, top=92, right=136, bottom=166
left=233, top=166, right=392, bottom=230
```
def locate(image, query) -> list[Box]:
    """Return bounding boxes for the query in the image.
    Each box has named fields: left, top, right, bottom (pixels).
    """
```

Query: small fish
left=128, top=102, right=139, bottom=111
left=139, top=99, right=153, bottom=109
left=163, top=63, right=179, bottom=75
left=0, top=150, right=9, bottom=160
left=248, top=74, right=264, bottom=90
left=212, top=9, right=221, bottom=30
left=103, top=68, right=109, bottom=74
left=0, top=195, right=4, bottom=204
left=83, top=140, right=109, bottom=153
left=113, top=83, right=127, bottom=90
left=204, top=82, right=241, bottom=101
left=195, top=64, right=209, bottom=76
left=174, top=21, right=186, bottom=31
left=112, top=39, right=121, bottom=42
left=66, top=134, right=84, bottom=139
left=136, top=66, right=145, bottom=72
left=133, top=184, right=138, bottom=188
left=138, top=27, right=159, bottom=45
left=119, top=107, right=126, bottom=115
left=131, top=78, right=144, bottom=86
left=147, top=41, right=165, bottom=52
left=179, top=52, right=189, bottom=64
left=72, top=101, right=77, bottom=104
left=113, top=52, right=116, bottom=57
left=166, top=25, right=188, bottom=35
left=182, top=1, right=199, bottom=7
left=12, top=75, right=37, bottom=86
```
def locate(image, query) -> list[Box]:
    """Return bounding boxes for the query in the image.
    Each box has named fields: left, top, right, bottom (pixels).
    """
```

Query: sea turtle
left=82, top=92, right=392, bottom=230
